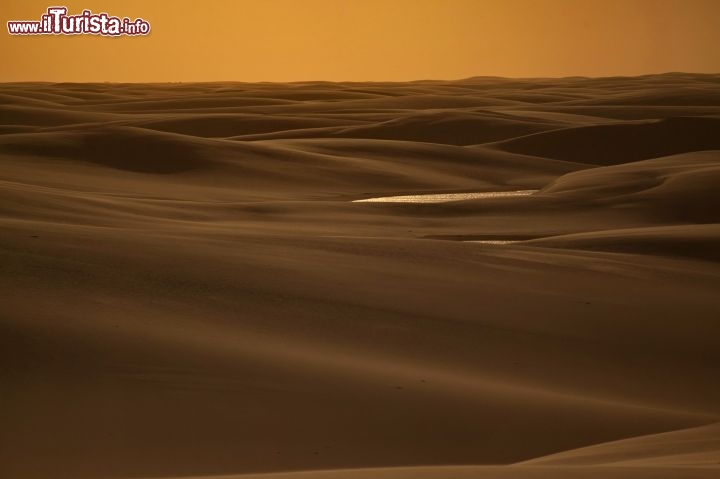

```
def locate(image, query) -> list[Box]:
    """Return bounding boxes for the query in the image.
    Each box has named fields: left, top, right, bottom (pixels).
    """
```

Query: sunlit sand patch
left=353, top=190, right=538, bottom=203
left=467, top=240, right=521, bottom=245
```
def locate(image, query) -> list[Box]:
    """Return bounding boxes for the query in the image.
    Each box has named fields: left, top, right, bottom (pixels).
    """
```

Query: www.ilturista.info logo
left=7, top=7, right=150, bottom=36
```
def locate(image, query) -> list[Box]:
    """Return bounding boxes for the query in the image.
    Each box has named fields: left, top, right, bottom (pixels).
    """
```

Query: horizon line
left=2, top=71, right=719, bottom=85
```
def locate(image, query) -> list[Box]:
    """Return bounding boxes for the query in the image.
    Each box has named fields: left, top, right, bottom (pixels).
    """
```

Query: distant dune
left=234, top=111, right=562, bottom=145
left=1, top=73, right=718, bottom=479
left=495, top=116, right=720, bottom=165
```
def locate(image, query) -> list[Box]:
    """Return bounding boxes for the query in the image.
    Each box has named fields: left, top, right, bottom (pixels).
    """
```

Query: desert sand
left=0, top=73, right=719, bottom=478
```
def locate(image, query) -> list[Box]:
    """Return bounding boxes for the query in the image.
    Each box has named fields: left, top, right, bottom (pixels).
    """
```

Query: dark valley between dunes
left=1, top=73, right=719, bottom=479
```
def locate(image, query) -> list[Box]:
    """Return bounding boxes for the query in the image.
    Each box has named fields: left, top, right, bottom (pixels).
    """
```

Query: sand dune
left=523, top=421, right=720, bottom=466
left=525, top=224, right=720, bottom=261
left=1, top=74, right=719, bottom=479
left=232, top=111, right=562, bottom=145
left=136, top=114, right=358, bottom=138
left=335, top=110, right=561, bottom=144
left=494, top=116, right=720, bottom=165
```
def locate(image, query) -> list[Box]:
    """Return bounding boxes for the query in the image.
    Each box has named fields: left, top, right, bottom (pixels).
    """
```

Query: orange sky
left=2, top=0, right=719, bottom=82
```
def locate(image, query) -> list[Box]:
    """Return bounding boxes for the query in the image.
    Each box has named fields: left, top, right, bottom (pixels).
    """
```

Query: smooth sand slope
left=1, top=74, right=719, bottom=479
